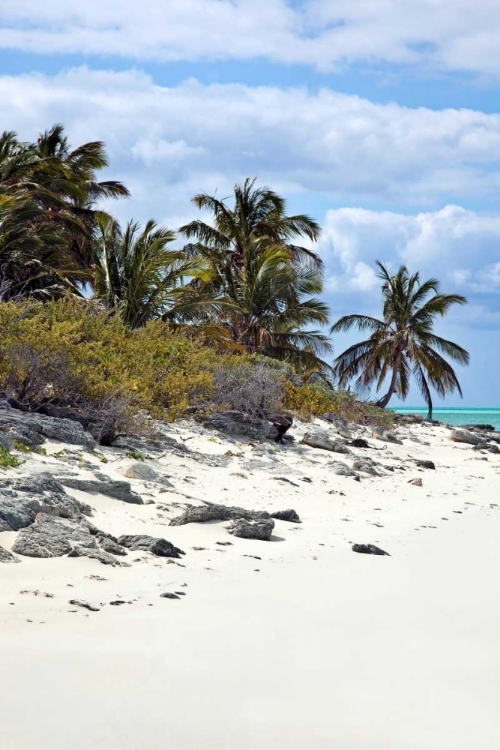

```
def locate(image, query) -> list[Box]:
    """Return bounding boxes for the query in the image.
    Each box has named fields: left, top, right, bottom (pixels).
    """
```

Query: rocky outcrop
left=227, top=517, right=275, bottom=541
left=0, top=545, right=19, bottom=563
left=328, top=460, right=356, bottom=477
left=59, top=475, right=143, bottom=504
left=450, top=430, right=483, bottom=446
left=352, top=543, right=390, bottom=556
left=12, top=515, right=95, bottom=558
left=0, top=401, right=95, bottom=448
left=117, top=534, right=185, bottom=558
left=270, top=509, right=301, bottom=523
left=68, top=546, right=130, bottom=567
left=202, top=410, right=270, bottom=441
left=352, top=458, right=380, bottom=476
left=0, top=474, right=91, bottom=532
left=169, top=503, right=270, bottom=526
left=301, top=431, right=350, bottom=454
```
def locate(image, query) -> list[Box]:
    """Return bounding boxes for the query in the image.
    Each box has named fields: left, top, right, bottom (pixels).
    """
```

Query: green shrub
left=0, top=447, right=21, bottom=469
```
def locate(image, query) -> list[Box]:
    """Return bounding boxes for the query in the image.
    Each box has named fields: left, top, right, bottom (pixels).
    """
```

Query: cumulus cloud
left=322, top=205, right=500, bottom=314
left=1, top=67, right=500, bottom=226
left=1, top=0, right=500, bottom=77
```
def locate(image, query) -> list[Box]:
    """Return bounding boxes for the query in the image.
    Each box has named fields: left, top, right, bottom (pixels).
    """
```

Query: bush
left=212, top=359, right=284, bottom=416
left=0, top=447, right=21, bottom=469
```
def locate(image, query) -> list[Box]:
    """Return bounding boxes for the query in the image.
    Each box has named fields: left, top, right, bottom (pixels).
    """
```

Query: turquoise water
left=392, top=407, right=500, bottom=430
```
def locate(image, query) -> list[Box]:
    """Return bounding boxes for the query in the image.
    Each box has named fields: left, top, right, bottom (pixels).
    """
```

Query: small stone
left=69, top=599, right=100, bottom=612
left=352, top=543, right=390, bottom=556
left=160, top=593, right=181, bottom=600
left=409, top=478, right=423, bottom=486
left=270, top=509, right=301, bottom=523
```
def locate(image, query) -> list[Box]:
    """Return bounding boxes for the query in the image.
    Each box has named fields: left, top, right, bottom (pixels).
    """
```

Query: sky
left=1, top=0, right=499, bottom=407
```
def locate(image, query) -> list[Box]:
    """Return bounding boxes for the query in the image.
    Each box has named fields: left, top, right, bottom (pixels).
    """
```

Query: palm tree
left=179, top=179, right=331, bottom=370
left=330, top=262, right=470, bottom=418
left=92, top=215, right=209, bottom=328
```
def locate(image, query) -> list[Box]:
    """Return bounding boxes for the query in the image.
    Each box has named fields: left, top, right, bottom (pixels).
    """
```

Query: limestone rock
left=301, top=431, right=351, bottom=454
left=450, top=430, right=483, bottom=446
left=352, top=459, right=380, bottom=476
left=352, top=543, right=390, bottom=556
left=202, top=410, right=270, bottom=441
left=122, top=462, right=158, bottom=481
left=169, top=503, right=270, bottom=526
left=0, top=545, right=19, bottom=563
left=0, top=401, right=95, bottom=448
left=0, top=433, right=13, bottom=452
left=12, top=515, right=96, bottom=558
left=415, top=459, right=436, bottom=470
left=328, top=460, right=356, bottom=477
left=409, top=478, right=423, bottom=486
left=60, top=476, right=143, bottom=505
left=270, top=509, right=301, bottom=523
left=117, top=534, right=185, bottom=558
left=227, top=517, right=275, bottom=541
left=68, top=546, right=130, bottom=567
left=97, top=536, right=128, bottom=556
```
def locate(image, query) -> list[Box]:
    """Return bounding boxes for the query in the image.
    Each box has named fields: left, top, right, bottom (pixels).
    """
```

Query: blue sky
left=1, top=0, right=500, bottom=406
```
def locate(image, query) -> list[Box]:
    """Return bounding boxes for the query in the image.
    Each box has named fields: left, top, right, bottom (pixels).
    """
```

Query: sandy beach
left=1, top=416, right=500, bottom=749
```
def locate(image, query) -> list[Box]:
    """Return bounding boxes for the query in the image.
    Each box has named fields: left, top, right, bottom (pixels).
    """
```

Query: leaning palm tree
left=330, top=262, right=469, bottom=418
left=92, top=215, right=210, bottom=329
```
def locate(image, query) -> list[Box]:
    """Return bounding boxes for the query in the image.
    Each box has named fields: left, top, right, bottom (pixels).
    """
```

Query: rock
left=169, top=503, right=270, bottom=526
left=69, top=599, right=100, bottom=612
left=97, top=536, right=128, bottom=556
left=350, top=438, right=370, bottom=449
left=12, top=515, right=96, bottom=558
left=352, top=459, right=380, bottom=476
left=0, top=473, right=91, bottom=532
left=301, top=431, right=351, bottom=454
left=328, top=460, right=356, bottom=477
left=0, top=545, right=19, bottom=563
left=273, top=477, right=299, bottom=487
left=372, top=427, right=403, bottom=445
left=270, top=509, right=301, bottom=523
left=450, top=430, right=483, bottom=446
left=463, top=424, right=495, bottom=432
left=117, top=534, right=185, bottom=558
left=160, top=592, right=181, bottom=600
left=227, top=517, right=275, bottom=541
left=60, top=477, right=143, bottom=505
left=0, top=401, right=95, bottom=448
left=202, top=410, right=270, bottom=441
left=488, top=444, right=500, bottom=454
left=68, top=546, right=130, bottom=567
left=352, top=543, right=390, bottom=556
left=122, top=462, right=158, bottom=481
left=0, top=433, right=13, bottom=451
left=409, top=478, right=423, bottom=486
left=415, top=460, right=436, bottom=470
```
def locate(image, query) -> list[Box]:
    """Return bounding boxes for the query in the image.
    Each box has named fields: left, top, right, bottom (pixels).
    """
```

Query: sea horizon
left=392, top=406, right=500, bottom=430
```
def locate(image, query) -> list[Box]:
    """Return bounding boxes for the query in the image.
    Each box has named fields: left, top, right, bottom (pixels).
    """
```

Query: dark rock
left=69, top=599, right=100, bottom=612
left=273, top=476, right=299, bottom=487
left=352, top=459, right=380, bottom=476
left=68, top=546, right=130, bottom=567
left=350, top=438, right=370, bottom=448
left=12, top=515, right=96, bottom=558
left=160, top=593, right=181, bottom=600
left=60, top=477, right=143, bottom=505
left=415, top=460, right=436, bottom=470
left=450, top=430, right=483, bottom=446
left=97, top=536, right=128, bottom=556
left=0, top=545, right=19, bottom=563
left=0, top=433, right=13, bottom=451
left=352, top=543, right=390, bottom=556
left=227, top=517, right=275, bottom=541
left=301, top=431, right=351, bottom=454
left=328, top=460, right=356, bottom=477
left=268, top=414, right=294, bottom=445
left=169, top=503, right=270, bottom=526
left=488, top=444, right=500, bottom=454
left=202, top=410, right=270, bottom=441
left=270, top=509, right=301, bottom=523
left=0, top=401, right=95, bottom=448
left=0, top=473, right=91, bottom=532
left=117, top=534, right=185, bottom=558
left=463, top=424, right=495, bottom=432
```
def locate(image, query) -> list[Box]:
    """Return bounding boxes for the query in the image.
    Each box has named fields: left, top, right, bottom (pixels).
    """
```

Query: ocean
left=392, top=407, right=500, bottom=431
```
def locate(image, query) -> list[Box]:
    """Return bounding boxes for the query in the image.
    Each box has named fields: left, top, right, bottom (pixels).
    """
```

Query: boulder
left=12, top=515, right=96, bottom=558
left=488, top=444, right=500, bottom=454
left=122, top=462, right=158, bottom=481
left=328, top=460, right=356, bottom=477
left=68, top=546, right=130, bottom=567
left=60, top=476, right=143, bottom=505
left=270, top=509, right=301, bottom=523
left=227, top=517, right=275, bottom=541
left=0, top=545, right=19, bottom=563
left=169, top=503, right=270, bottom=526
left=0, top=401, right=95, bottom=448
left=450, top=430, right=483, bottom=446
left=352, top=459, right=380, bottom=476
left=415, top=459, right=436, bottom=470
left=117, top=534, right=185, bottom=558
left=352, top=543, right=390, bottom=556
left=301, top=431, right=351, bottom=454
left=97, top=536, right=128, bottom=556
left=0, top=473, right=91, bottom=532
left=202, top=410, right=270, bottom=441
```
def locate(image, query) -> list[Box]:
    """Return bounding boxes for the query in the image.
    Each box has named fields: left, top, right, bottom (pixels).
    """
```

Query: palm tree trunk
left=375, top=360, right=400, bottom=409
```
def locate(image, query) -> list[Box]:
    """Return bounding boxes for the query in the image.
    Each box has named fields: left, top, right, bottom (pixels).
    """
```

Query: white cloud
left=1, top=67, right=500, bottom=226
left=2, top=1, right=500, bottom=77
left=322, top=205, right=500, bottom=303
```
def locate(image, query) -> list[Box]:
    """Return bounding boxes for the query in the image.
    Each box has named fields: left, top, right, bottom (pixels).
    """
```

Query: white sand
left=1, top=419, right=500, bottom=749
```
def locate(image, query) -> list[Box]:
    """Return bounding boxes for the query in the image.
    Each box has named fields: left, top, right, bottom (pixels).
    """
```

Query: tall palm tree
left=330, top=261, right=469, bottom=418
left=92, top=215, right=209, bottom=329
left=179, top=178, right=331, bottom=370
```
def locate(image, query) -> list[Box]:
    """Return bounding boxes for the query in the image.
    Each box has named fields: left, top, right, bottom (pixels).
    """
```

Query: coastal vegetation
left=0, top=126, right=469, bottom=436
